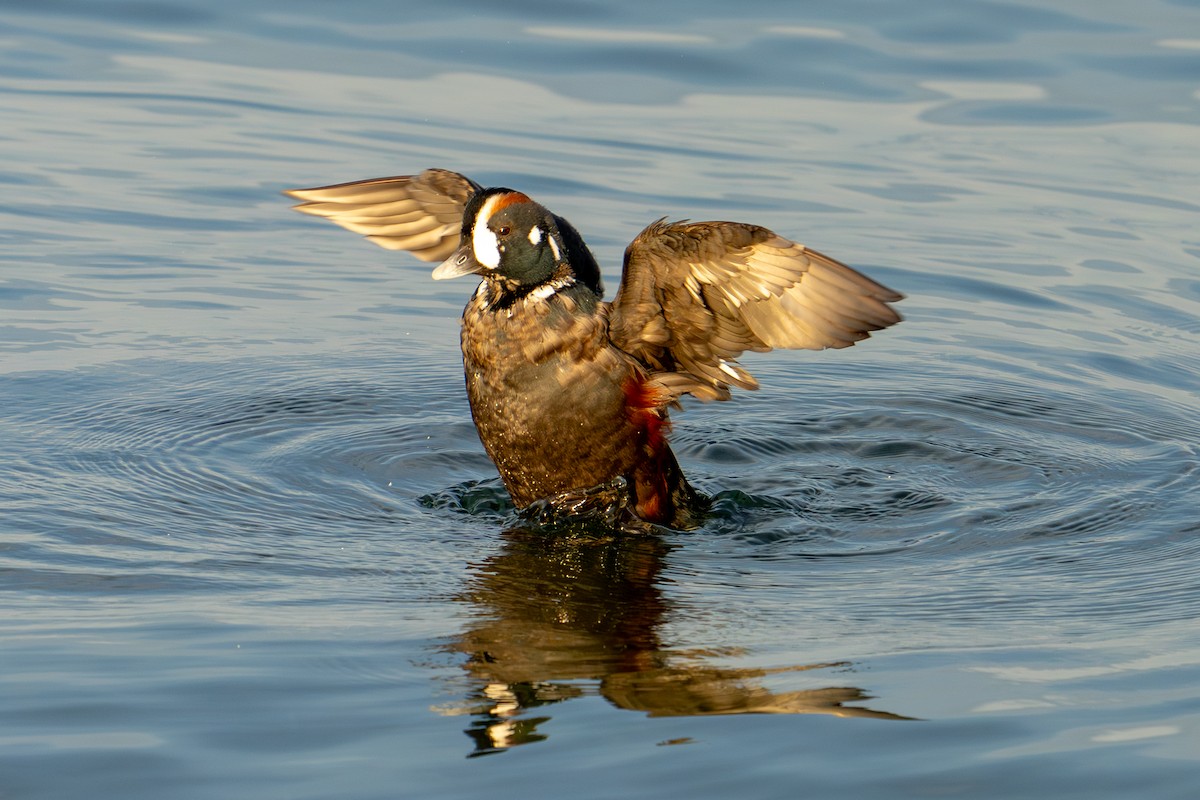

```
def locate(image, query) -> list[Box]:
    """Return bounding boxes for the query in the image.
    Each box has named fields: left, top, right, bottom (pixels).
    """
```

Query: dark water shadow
left=434, top=523, right=910, bottom=757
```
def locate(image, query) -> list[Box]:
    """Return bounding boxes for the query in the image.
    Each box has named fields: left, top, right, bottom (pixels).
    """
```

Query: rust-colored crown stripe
left=492, top=191, right=532, bottom=212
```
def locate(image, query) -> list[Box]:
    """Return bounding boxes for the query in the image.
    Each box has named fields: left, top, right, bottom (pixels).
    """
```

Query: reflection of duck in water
left=434, top=527, right=910, bottom=756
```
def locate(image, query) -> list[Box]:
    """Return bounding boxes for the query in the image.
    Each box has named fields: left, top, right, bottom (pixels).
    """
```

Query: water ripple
left=1, top=356, right=476, bottom=594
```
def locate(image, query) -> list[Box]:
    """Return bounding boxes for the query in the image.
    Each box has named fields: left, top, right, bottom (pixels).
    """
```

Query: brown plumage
left=287, top=169, right=480, bottom=260
left=286, top=169, right=903, bottom=528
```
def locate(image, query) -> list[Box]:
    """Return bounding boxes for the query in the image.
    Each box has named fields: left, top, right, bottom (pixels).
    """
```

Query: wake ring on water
left=668, top=380, right=1200, bottom=564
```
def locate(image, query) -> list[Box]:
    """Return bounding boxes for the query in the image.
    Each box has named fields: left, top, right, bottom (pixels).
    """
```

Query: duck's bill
left=432, top=245, right=485, bottom=280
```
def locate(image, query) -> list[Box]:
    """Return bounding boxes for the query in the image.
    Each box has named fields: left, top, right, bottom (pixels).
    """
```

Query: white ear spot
left=548, top=234, right=561, bottom=262
left=528, top=226, right=543, bottom=246
left=471, top=195, right=504, bottom=269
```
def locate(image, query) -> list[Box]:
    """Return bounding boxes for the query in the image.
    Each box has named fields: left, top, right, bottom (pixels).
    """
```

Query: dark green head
left=432, top=188, right=602, bottom=296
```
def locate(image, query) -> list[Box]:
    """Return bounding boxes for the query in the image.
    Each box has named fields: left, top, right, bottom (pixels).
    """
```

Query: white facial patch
left=548, top=233, right=561, bottom=262
left=528, top=225, right=542, bottom=246
left=471, top=195, right=504, bottom=269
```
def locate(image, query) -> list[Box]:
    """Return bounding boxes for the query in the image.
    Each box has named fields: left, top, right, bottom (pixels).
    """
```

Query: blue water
left=3, top=1, right=1200, bottom=797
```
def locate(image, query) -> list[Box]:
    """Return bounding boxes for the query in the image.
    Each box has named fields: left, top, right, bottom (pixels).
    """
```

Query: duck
left=286, top=169, right=903, bottom=529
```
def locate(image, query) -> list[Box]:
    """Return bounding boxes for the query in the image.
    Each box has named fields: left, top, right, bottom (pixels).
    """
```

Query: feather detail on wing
left=284, top=168, right=481, bottom=261
left=608, top=219, right=903, bottom=401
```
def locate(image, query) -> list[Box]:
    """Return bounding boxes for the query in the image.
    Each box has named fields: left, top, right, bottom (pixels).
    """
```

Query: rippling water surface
left=3, top=1, right=1199, bottom=797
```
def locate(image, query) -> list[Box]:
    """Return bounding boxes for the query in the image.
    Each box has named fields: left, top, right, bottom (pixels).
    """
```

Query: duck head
left=433, top=188, right=602, bottom=295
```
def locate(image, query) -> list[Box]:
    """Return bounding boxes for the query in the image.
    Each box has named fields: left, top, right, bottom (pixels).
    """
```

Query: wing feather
left=609, top=219, right=902, bottom=400
left=284, top=168, right=481, bottom=262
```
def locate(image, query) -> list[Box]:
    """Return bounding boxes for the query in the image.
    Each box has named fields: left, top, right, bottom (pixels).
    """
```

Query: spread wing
left=284, top=168, right=481, bottom=261
left=608, top=219, right=903, bottom=401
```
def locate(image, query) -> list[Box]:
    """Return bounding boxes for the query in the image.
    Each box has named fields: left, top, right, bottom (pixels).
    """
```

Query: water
left=2, top=0, right=1199, bottom=797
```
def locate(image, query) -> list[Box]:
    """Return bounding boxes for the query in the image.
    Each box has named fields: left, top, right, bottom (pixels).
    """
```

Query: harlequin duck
left=286, top=169, right=902, bottom=529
